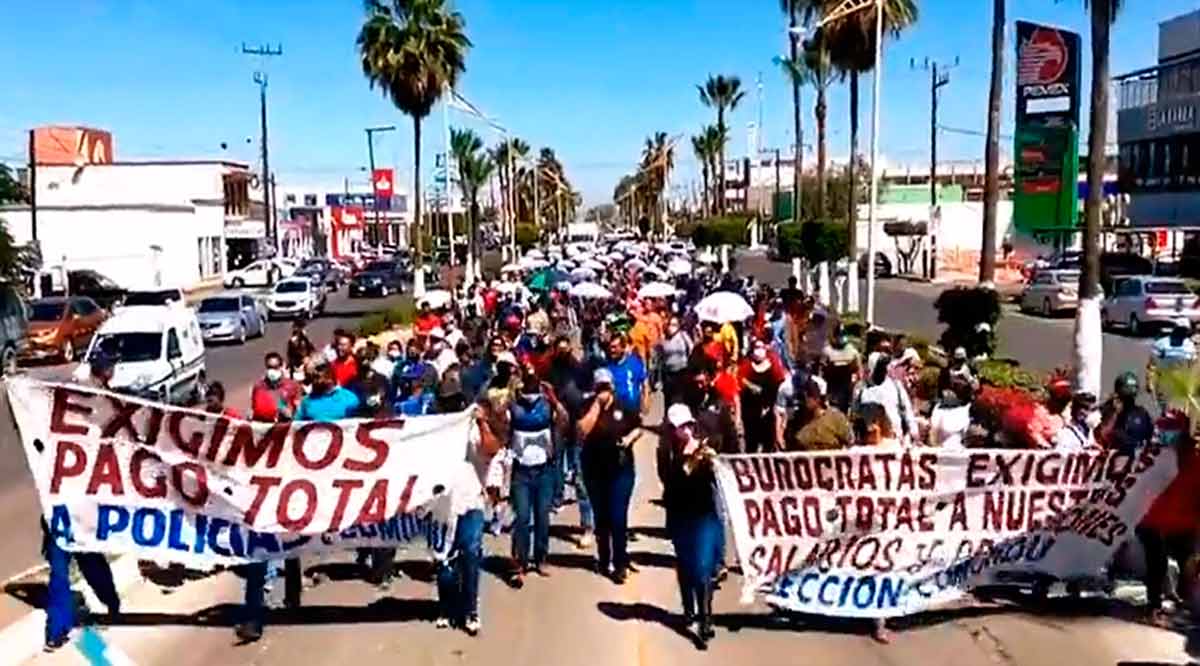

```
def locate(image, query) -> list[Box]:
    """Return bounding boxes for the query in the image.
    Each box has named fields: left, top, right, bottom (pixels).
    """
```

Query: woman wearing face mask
left=655, top=316, right=693, bottom=407
left=506, top=364, right=565, bottom=586
left=739, top=338, right=786, bottom=453
left=851, top=353, right=917, bottom=447
left=1053, top=391, right=1102, bottom=451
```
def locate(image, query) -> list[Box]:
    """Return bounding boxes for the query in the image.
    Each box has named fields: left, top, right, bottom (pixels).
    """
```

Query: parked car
left=121, top=288, right=185, bottom=308
left=22, top=296, right=106, bottom=363
left=75, top=305, right=206, bottom=404
left=0, top=282, right=28, bottom=375
left=196, top=293, right=268, bottom=344
left=349, top=260, right=405, bottom=298
left=266, top=278, right=325, bottom=320
left=223, top=259, right=295, bottom=288
left=66, top=269, right=126, bottom=310
left=1020, top=269, right=1080, bottom=316
left=295, top=261, right=337, bottom=293
left=1101, top=276, right=1200, bottom=335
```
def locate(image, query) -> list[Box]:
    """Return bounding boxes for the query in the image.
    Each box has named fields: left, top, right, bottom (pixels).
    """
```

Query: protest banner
left=7, top=377, right=474, bottom=567
left=713, top=446, right=1178, bottom=618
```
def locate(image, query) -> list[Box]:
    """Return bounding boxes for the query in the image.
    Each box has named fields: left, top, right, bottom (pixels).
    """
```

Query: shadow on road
left=597, top=601, right=700, bottom=648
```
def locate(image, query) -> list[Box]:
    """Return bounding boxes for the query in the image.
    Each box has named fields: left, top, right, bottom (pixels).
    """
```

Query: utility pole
left=365, top=125, right=396, bottom=248
left=774, top=148, right=781, bottom=223
left=242, top=42, right=282, bottom=253
left=914, top=55, right=958, bottom=280
left=27, top=129, right=36, bottom=242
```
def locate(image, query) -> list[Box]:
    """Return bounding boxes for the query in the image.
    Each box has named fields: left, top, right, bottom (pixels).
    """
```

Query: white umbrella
left=423, top=289, right=453, bottom=309
left=526, top=248, right=546, bottom=259
left=694, top=291, right=754, bottom=323
left=696, top=251, right=719, bottom=264
left=626, top=258, right=648, bottom=271
left=495, top=281, right=521, bottom=294
left=570, top=266, right=597, bottom=282
left=668, top=258, right=692, bottom=275
left=501, top=263, right=523, bottom=274
left=558, top=259, right=577, bottom=270
left=583, top=259, right=606, bottom=271
left=555, top=280, right=573, bottom=291
left=521, top=257, right=550, bottom=269
left=570, top=282, right=612, bottom=299
left=607, top=252, right=625, bottom=262
left=643, top=266, right=667, bottom=279
left=637, top=281, right=677, bottom=299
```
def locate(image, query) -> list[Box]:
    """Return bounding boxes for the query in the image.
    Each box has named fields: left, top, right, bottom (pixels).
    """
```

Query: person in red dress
left=330, top=330, right=359, bottom=387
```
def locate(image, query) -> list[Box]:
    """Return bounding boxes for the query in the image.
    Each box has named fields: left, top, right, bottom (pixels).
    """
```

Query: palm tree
left=698, top=75, right=746, bottom=215
left=778, top=32, right=838, bottom=218
left=1075, top=0, right=1123, bottom=396
left=821, top=0, right=917, bottom=308
left=691, top=133, right=712, bottom=218
left=357, top=0, right=470, bottom=295
left=450, top=126, right=485, bottom=280
left=459, top=152, right=494, bottom=283
left=639, top=132, right=675, bottom=236
left=979, top=0, right=1005, bottom=286
left=780, top=1, right=821, bottom=224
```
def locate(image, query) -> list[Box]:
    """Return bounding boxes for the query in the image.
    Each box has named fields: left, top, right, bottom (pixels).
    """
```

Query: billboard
left=1013, top=20, right=1082, bottom=237
left=32, top=126, right=114, bottom=166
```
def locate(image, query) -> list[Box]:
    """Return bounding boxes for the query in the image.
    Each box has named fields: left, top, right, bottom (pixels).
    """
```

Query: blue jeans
left=554, top=441, right=594, bottom=530
left=44, top=541, right=119, bottom=644
left=511, top=462, right=554, bottom=566
left=584, top=462, right=635, bottom=573
left=437, top=509, right=485, bottom=621
left=668, top=512, right=723, bottom=618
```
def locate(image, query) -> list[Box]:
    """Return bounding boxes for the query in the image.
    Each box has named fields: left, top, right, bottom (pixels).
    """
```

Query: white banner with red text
left=7, top=378, right=472, bottom=568
left=713, top=447, right=1178, bottom=618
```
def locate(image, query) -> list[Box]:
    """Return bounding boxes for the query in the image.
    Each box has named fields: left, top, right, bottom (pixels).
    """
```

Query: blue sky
left=0, top=0, right=1193, bottom=205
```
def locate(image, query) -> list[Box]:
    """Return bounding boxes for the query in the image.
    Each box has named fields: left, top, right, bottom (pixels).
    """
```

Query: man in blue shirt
left=296, top=360, right=361, bottom=422
left=604, top=333, right=647, bottom=422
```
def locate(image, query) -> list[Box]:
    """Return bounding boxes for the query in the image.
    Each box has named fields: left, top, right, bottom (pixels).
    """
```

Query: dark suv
left=349, top=260, right=404, bottom=298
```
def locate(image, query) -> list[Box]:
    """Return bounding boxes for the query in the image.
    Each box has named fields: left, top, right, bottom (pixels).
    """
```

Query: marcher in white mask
left=1053, top=391, right=1101, bottom=451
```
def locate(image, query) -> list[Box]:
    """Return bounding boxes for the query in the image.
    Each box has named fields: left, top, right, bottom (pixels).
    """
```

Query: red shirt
left=415, top=313, right=443, bottom=336
left=483, top=290, right=499, bottom=317
left=713, top=369, right=740, bottom=406
left=331, top=355, right=359, bottom=387
left=250, top=377, right=303, bottom=422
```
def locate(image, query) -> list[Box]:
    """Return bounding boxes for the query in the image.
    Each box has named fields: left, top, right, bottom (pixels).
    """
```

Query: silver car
left=1102, top=276, right=1200, bottom=336
left=1020, top=269, right=1080, bottom=316
left=196, top=293, right=267, bottom=344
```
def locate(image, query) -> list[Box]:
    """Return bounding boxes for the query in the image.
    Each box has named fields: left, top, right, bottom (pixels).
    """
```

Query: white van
left=74, top=305, right=206, bottom=404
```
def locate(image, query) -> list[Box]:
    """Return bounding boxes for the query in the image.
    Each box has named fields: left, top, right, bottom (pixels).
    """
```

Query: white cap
left=593, top=367, right=614, bottom=386
left=429, top=327, right=446, bottom=339
left=666, top=404, right=696, bottom=427
left=897, top=347, right=921, bottom=365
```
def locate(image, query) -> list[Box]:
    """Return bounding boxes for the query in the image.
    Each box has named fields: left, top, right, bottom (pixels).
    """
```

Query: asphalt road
left=0, top=287, right=407, bottom=628
left=736, top=252, right=1153, bottom=395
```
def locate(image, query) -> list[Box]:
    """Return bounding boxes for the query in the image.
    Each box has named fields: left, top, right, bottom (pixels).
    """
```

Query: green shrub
left=515, top=223, right=540, bottom=250
left=356, top=313, right=388, bottom=337
left=693, top=215, right=749, bottom=247
left=977, top=358, right=1043, bottom=392
left=673, top=218, right=701, bottom=239
left=356, top=296, right=416, bottom=337
left=934, top=286, right=1001, bottom=358
left=775, top=222, right=804, bottom=260
left=799, top=219, right=849, bottom=264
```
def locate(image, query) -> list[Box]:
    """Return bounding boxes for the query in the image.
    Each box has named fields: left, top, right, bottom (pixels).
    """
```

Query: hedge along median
left=356, top=295, right=417, bottom=341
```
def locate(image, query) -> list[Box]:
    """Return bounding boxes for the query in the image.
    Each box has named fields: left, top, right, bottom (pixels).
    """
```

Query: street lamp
left=365, top=125, right=396, bottom=248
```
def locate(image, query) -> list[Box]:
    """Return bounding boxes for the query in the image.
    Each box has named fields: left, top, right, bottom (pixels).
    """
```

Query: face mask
left=752, top=348, right=767, bottom=361
left=1084, top=410, right=1102, bottom=429
left=388, top=350, right=402, bottom=360
left=366, top=394, right=382, bottom=408
left=265, top=368, right=283, bottom=383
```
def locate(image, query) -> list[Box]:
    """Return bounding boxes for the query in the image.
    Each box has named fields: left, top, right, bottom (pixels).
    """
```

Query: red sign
left=33, top=126, right=114, bottom=165
left=332, top=206, right=365, bottom=229
left=1017, top=28, right=1068, bottom=86
left=372, top=169, right=394, bottom=199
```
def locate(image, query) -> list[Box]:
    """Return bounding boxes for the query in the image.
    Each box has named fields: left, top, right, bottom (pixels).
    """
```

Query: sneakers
left=43, top=635, right=68, bottom=652
left=463, top=616, right=481, bottom=636
left=577, top=532, right=594, bottom=549
left=435, top=616, right=451, bottom=629
left=234, top=622, right=263, bottom=643
left=611, top=569, right=628, bottom=585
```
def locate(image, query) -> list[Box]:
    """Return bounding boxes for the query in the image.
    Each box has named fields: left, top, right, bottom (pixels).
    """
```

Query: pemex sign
left=1013, top=20, right=1082, bottom=240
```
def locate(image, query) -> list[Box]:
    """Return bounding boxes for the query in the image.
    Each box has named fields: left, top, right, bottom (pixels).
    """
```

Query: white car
left=75, top=305, right=206, bottom=404
left=265, top=278, right=325, bottom=320
left=1020, top=269, right=1080, bottom=316
left=224, top=259, right=296, bottom=288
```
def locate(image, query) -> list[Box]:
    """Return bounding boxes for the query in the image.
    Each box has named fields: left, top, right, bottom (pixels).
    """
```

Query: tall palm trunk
left=717, top=109, right=727, bottom=215
left=847, top=71, right=859, bottom=260
left=789, top=13, right=802, bottom=225
left=1075, top=0, right=1112, bottom=397
left=816, top=84, right=828, bottom=218
left=412, top=116, right=425, bottom=296
left=469, top=192, right=479, bottom=282
left=701, top=162, right=710, bottom=218
left=980, top=0, right=1004, bottom=285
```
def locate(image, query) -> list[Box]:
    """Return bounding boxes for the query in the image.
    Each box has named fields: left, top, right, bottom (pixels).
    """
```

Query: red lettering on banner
left=222, top=422, right=289, bottom=468
left=354, top=479, right=389, bottom=526
left=169, top=411, right=207, bottom=457
left=50, top=440, right=86, bottom=492
left=793, top=457, right=813, bottom=489
left=142, top=406, right=165, bottom=448
left=205, top=416, right=232, bottom=462
left=1027, top=489, right=1046, bottom=528
left=918, top=453, right=937, bottom=489
left=50, top=387, right=92, bottom=436
left=173, top=462, right=208, bottom=507
left=967, top=453, right=990, bottom=487
left=748, top=545, right=767, bottom=576
left=753, top=458, right=777, bottom=492
left=130, top=449, right=166, bottom=498
left=876, top=452, right=896, bottom=489
left=917, top=497, right=936, bottom=532
left=99, top=397, right=140, bottom=441
left=857, top=456, right=878, bottom=490
left=244, top=475, right=282, bottom=525
left=802, top=496, right=823, bottom=537
left=1035, top=453, right=1062, bottom=485
left=897, top=453, right=917, bottom=490
left=347, top=420, right=403, bottom=472
left=293, top=423, right=343, bottom=471
left=948, top=491, right=968, bottom=530
left=780, top=496, right=803, bottom=536
left=833, top=495, right=853, bottom=530
left=394, top=475, right=418, bottom=515
left=277, top=479, right=317, bottom=531
left=745, top=498, right=762, bottom=536
left=833, top=456, right=853, bottom=489
left=772, top=457, right=796, bottom=492
left=879, top=537, right=902, bottom=572
left=983, top=490, right=1002, bottom=530
left=85, top=444, right=123, bottom=495
left=730, top=458, right=756, bottom=492
left=854, top=496, right=873, bottom=531
left=329, top=479, right=364, bottom=530
left=759, top=498, right=782, bottom=537
left=895, top=497, right=915, bottom=531
left=814, top=457, right=834, bottom=490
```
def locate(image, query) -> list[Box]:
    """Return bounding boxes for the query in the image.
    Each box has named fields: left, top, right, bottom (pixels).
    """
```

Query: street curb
left=0, top=555, right=140, bottom=666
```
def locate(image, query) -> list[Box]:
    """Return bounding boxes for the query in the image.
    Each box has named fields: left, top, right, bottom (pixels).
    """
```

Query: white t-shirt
left=433, top=348, right=459, bottom=376
left=929, top=404, right=971, bottom=449
left=1053, top=422, right=1095, bottom=452
left=447, top=423, right=488, bottom=516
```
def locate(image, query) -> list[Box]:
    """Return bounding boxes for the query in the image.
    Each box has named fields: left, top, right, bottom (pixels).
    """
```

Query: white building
left=0, top=160, right=263, bottom=290
left=278, top=181, right=413, bottom=259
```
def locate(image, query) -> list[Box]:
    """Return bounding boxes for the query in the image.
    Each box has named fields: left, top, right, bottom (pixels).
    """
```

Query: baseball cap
left=666, top=404, right=696, bottom=427
left=429, top=327, right=446, bottom=340
left=593, top=367, right=614, bottom=386
left=952, top=346, right=968, bottom=361
left=495, top=351, right=518, bottom=366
